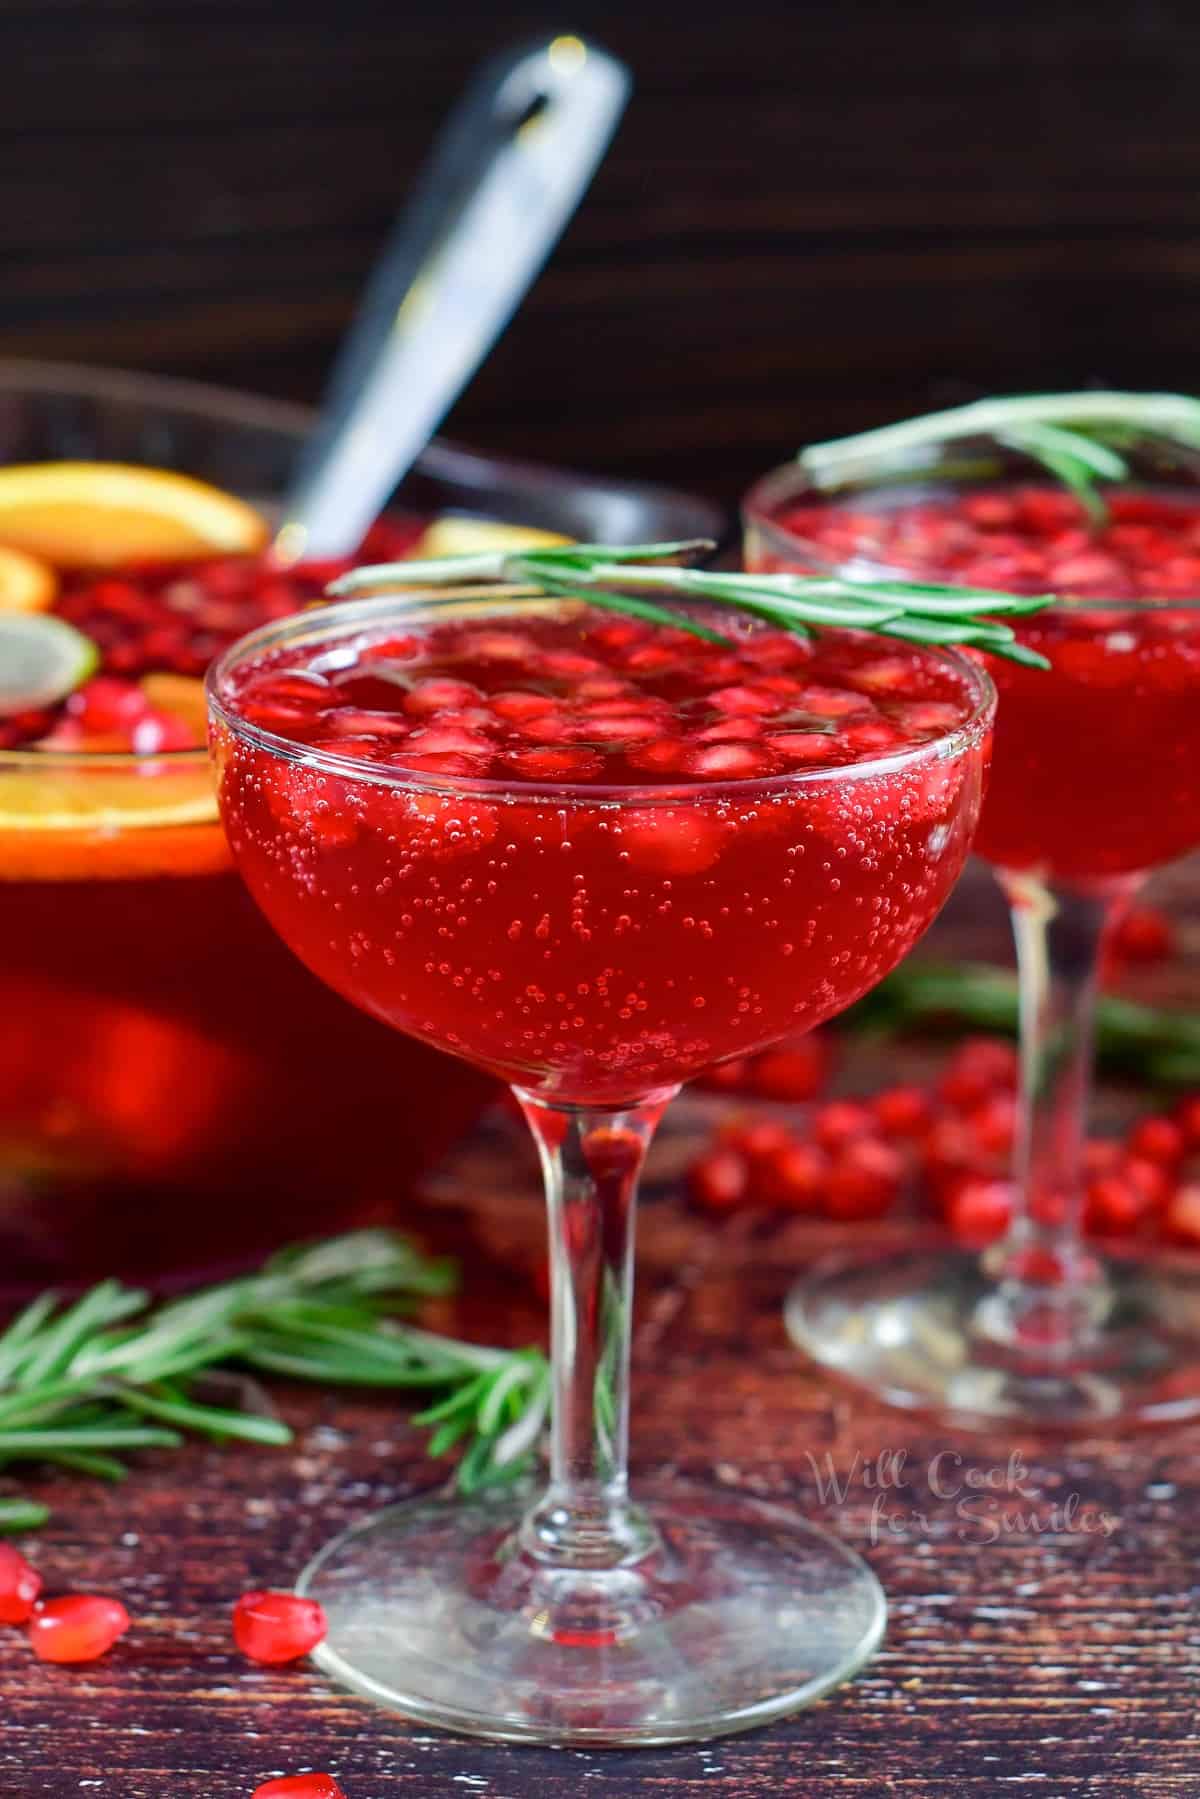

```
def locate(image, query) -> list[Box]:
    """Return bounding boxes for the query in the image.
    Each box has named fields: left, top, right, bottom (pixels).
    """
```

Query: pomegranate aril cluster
left=686, top=1033, right=1200, bottom=1249
left=0, top=519, right=423, bottom=752
left=234, top=606, right=975, bottom=787
left=773, top=485, right=1200, bottom=601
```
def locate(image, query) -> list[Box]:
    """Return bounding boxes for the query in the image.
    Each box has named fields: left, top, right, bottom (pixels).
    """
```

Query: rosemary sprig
left=330, top=539, right=1054, bottom=666
left=849, top=960, right=1200, bottom=1087
left=0, top=1231, right=549, bottom=1533
left=799, top=390, right=1200, bottom=526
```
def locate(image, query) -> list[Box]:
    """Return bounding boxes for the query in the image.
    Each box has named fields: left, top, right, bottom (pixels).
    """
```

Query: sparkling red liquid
left=216, top=605, right=990, bottom=1105
left=749, top=484, right=1200, bottom=882
left=0, top=522, right=489, bottom=1290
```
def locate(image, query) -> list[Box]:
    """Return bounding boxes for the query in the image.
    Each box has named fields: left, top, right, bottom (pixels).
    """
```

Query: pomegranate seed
left=514, top=711, right=575, bottom=744
left=688, top=1146, right=750, bottom=1213
left=542, top=649, right=604, bottom=678
left=233, top=1591, right=327, bottom=1665
left=1123, top=1156, right=1172, bottom=1210
left=758, top=1141, right=828, bottom=1211
left=938, top=1037, right=1019, bottom=1108
left=720, top=1116, right=793, bottom=1170
left=575, top=676, right=634, bottom=701
left=0, top=1544, right=42, bottom=1623
left=766, top=731, right=838, bottom=763
left=922, top=1117, right=991, bottom=1198
left=965, top=1092, right=1018, bottom=1157
left=619, top=806, right=722, bottom=874
left=812, top=1100, right=873, bottom=1152
left=490, top=689, right=557, bottom=721
left=403, top=677, right=484, bottom=717
left=576, top=713, right=662, bottom=743
left=406, top=725, right=493, bottom=756
left=66, top=676, right=149, bottom=732
left=1126, top=1117, right=1185, bottom=1167
left=686, top=743, right=773, bottom=779
left=627, top=737, right=687, bottom=775
left=872, top=1084, right=933, bottom=1139
left=844, top=719, right=904, bottom=754
left=394, top=751, right=486, bottom=778
left=463, top=629, right=531, bottom=662
left=1164, top=1186, right=1200, bottom=1246
left=945, top=1178, right=1014, bottom=1244
left=700, top=1056, right=752, bottom=1092
left=1109, top=906, right=1176, bottom=965
left=696, top=717, right=765, bottom=743
left=750, top=1039, right=828, bottom=1102
left=29, top=1595, right=130, bottom=1663
left=130, top=709, right=198, bottom=752
left=891, top=700, right=965, bottom=735
left=1085, top=1173, right=1151, bottom=1236
left=253, top=1778, right=347, bottom=1799
left=848, top=657, right=918, bottom=694
left=708, top=685, right=777, bottom=716
left=322, top=698, right=410, bottom=733
left=823, top=1138, right=904, bottom=1220
left=798, top=685, right=869, bottom=718
left=962, top=494, right=1018, bottom=529
left=509, top=747, right=602, bottom=780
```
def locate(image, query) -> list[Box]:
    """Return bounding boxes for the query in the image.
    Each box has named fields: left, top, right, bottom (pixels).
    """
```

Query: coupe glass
left=746, top=437, right=1200, bottom=1428
left=208, top=588, right=994, bottom=1745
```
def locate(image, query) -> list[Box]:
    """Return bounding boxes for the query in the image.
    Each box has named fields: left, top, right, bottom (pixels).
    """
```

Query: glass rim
left=0, top=743, right=207, bottom=773
left=742, top=456, right=1200, bottom=610
left=206, top=586, right=998, bottom=805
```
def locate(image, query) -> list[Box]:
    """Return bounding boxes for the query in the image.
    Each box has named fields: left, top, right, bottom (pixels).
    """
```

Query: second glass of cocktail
left=208, top=549, right=995, bottom=1745
left=746, top=394, right=1200, bottom=1429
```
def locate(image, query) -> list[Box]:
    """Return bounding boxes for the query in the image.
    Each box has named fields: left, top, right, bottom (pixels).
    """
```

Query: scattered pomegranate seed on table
left=0, top=1543, right=42, bottom=1623
left=682, top=1031, right=1200, bottom=1252
left=253, top=1777, right=347, bottom=1799
left=27, top=1594, right=130, bottom=1663
left=233, top=1590, right=327, bottom=1664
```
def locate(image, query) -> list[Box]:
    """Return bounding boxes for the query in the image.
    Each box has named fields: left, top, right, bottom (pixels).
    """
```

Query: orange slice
left=0, top=544, right=57, bottom=612
left=0, top=757, right=225, bottom=882
left=0, top=462, right=269, bottom=569
left=140, top=672, right=209, bottom=742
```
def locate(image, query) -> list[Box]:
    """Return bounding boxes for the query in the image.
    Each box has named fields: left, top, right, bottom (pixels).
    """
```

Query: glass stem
left=515, top=1088, right=673, bottom=1570
left=985, top=869, right=1139, bottom=1347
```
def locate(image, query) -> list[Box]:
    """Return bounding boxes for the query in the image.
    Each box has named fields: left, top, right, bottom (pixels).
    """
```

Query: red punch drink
left=213, top=599, right=992, bottom=1104
left=747, top=409, right=1200, bottom=1431
left=209, top=582, right=994, bottom=1747
left=746, top=479, right=1200, bottom=883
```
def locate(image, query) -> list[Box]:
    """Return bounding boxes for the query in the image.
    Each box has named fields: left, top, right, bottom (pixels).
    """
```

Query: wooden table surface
left=3, top=867, right=1200, bottom=1798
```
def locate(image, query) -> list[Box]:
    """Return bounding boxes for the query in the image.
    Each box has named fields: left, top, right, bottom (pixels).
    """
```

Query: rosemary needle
left=0, top=1231, right=549, bottom=1531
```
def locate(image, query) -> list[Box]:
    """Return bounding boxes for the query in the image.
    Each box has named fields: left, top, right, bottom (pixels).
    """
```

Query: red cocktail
left=748, top=478, right=1200, bottom=881
left=746, top=426, right=1200, bottom=1427
left=209, top=585, right=993, bottom=1744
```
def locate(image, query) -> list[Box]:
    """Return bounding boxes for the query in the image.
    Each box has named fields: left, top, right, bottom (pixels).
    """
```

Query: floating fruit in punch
left=0, top=461, right=269, bottom=567
left=0, top=544, right=56, bottom=613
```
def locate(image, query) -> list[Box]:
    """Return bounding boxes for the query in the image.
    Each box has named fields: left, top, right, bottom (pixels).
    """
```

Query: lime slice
left=0, top=614, right=98, bottom=715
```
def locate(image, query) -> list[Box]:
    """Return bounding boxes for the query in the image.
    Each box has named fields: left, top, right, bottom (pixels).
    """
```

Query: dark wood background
left=6, top=1, right=1200, bottom=500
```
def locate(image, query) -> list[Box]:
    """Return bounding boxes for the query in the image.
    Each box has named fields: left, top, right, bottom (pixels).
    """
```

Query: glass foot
left=296, top=1477, right=885, bottom=1745
left=787, top=1243, right=1200, bottom=1428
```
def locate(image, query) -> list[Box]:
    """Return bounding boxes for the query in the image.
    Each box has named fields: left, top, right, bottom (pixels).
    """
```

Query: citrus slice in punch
left=0, top=614, right=98, bottom=712
left=0, top=462, right=269, bottom=568
left=413, top=516, right=572, bottom=557
left=0, top=544, right=57, bottom=612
